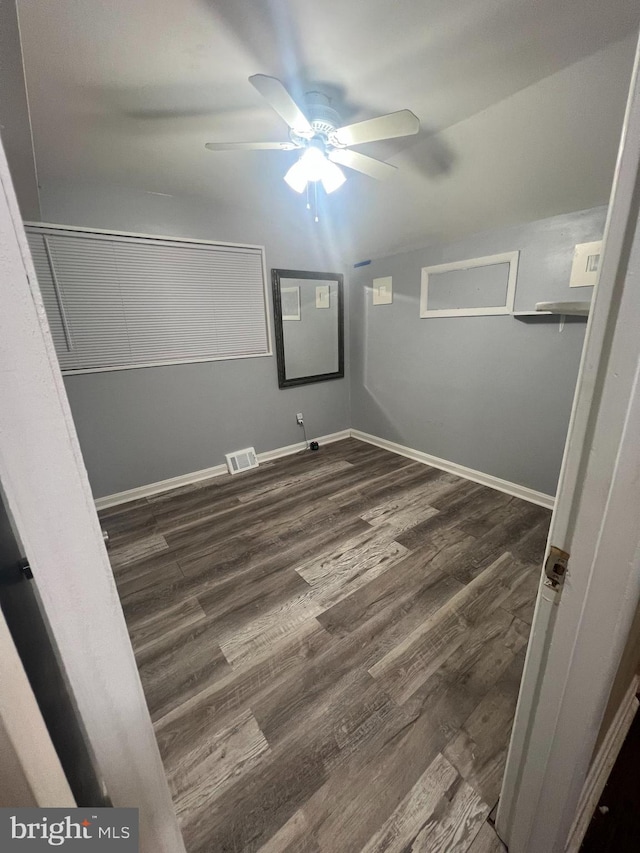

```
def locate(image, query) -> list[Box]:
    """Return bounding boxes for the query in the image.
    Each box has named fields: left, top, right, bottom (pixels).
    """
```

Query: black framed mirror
left=272, top=268, right=344, bottom=388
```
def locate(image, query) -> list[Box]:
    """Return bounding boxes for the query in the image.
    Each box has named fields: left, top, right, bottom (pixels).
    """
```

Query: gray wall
left=39, top=182, right=350, bottom=498
left=350, top=207, right=607, bottom=496
left=0, top=0, right=40, bottom=219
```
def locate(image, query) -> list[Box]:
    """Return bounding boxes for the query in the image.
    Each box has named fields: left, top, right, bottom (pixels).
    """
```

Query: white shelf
left=535, top=301, right=590, bottom=316
left=513, top=301, right=590, bottom=319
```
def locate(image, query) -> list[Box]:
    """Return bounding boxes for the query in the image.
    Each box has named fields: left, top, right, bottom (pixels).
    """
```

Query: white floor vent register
left=225, top=447, right=259, bottom=475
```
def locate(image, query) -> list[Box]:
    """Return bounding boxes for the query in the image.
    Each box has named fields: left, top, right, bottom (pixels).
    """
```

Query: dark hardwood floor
left=99, top=438, right=550, bottom=853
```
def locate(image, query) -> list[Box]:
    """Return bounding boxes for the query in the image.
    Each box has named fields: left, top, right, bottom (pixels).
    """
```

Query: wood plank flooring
left=100, top=438, right=549, bottom=853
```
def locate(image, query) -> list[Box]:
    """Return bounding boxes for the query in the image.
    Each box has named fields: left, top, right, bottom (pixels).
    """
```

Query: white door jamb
left=497, top=32, right=640, bottom=853
left=0, top=139, right=185, bottom=851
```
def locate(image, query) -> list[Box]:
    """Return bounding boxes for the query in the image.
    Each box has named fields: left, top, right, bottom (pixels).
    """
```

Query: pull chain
left=302, top=183, right=320, bottom=222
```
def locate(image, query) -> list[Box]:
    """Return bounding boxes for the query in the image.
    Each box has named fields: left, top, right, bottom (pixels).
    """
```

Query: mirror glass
left=272, top=269, right=344, bottom=388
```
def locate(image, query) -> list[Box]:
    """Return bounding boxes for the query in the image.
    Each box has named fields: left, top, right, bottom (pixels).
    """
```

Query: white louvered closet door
left=25, top=227, right=269, bottom=373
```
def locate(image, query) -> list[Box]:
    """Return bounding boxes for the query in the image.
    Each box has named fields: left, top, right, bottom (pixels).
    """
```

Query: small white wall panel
left=570, top=241, right=602, bottom=288
left=281, top=286, right=300, bottom=320
left=373, top=276, right=393, bottom=305
left=316, top=284, right=330, bottom=308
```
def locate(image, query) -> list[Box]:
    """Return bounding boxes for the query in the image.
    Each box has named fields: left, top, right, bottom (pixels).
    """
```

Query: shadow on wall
left=354, top=285, right=409, bottom=446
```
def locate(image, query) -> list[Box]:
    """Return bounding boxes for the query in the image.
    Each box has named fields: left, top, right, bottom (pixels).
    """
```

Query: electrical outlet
left=296, top=412, right=304, bottom=424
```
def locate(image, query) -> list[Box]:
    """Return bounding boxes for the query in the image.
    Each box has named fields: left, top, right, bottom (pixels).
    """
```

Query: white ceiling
left=16, top=0, right=640, bottom=259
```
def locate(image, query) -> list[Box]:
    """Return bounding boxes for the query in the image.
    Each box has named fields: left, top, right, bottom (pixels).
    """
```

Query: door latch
left=544, top=545, right=569, bottom=590
left=18, top=558, right=33, bottom=580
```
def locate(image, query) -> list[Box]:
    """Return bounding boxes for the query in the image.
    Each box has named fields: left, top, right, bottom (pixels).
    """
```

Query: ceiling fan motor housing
left=289, top=91, right=345, bottom=150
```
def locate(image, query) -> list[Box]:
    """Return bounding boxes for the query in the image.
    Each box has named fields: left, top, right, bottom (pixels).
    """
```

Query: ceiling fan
left=205, top=75, right=420, bottom=195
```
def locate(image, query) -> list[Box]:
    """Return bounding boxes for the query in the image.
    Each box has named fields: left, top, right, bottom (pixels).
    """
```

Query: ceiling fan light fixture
left=208, top=74, right=420, bottom=198
left=283, top=159, right=308, bottom=193
left=298, top=146, right=327, bottom=182
left=284, top=146, right=346, bottom=195
left=321, top=160, right=346, bottom=194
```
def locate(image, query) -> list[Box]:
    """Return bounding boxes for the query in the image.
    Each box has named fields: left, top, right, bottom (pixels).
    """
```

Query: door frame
left=497, top=31, right=640, bottom=852
left=0, top=141, right=185, bottom=851
left=0, top=603, right=75, bottom=807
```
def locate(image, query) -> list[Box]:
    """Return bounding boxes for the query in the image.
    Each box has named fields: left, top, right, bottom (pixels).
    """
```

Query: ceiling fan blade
left=205, top=141, right=298, bottom=151
left=333, top=110, right=419, bottom=146
left=328, top=149, right=397, bottom=180
left=249, top=74, right=313, bottom=136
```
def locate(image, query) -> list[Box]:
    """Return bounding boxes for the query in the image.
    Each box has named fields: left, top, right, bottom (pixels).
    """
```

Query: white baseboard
left=565, top=675, right=639, bottom=853
left=94, top=429, right=351, bottom=510
left=258, top=429, right=351, bottom=464
left=350, top=429, right=555, bottom=509
left=95, top=427, right=553, bottom=511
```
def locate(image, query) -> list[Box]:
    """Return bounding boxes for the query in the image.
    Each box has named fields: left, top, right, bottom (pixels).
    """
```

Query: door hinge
left=544, top=545, right=569, bottom=590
